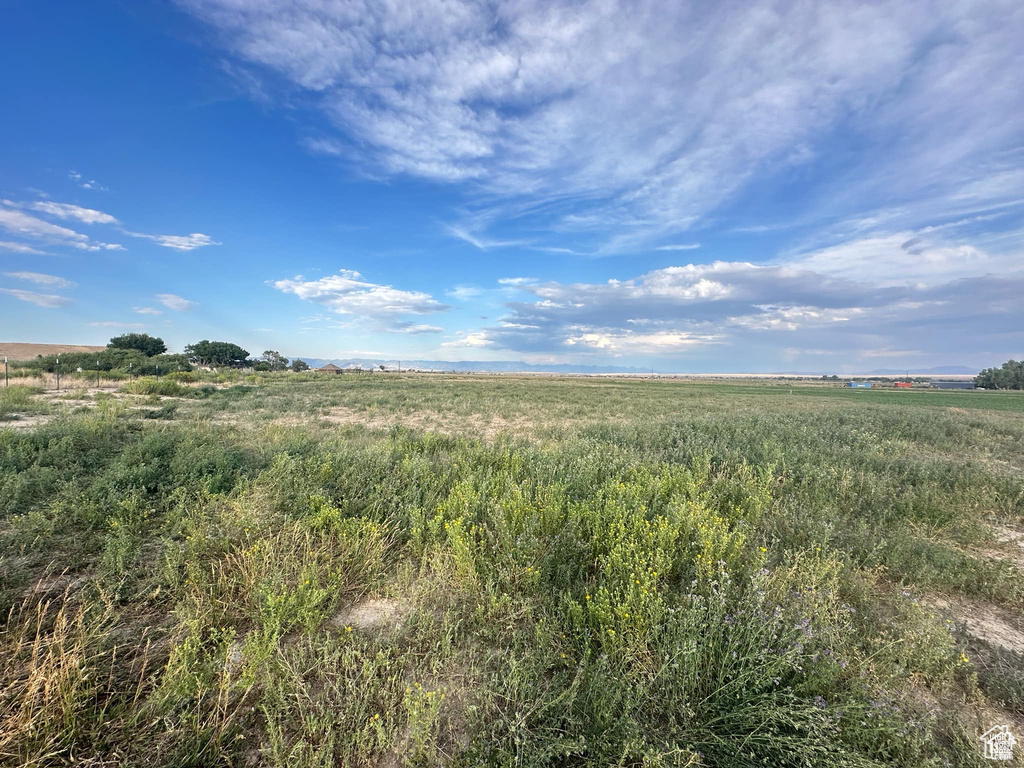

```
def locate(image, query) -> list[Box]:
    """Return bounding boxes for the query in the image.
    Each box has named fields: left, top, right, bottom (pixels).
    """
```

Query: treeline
left=16, top=333, right=311, bottom=375
left=975, top=359, right=1024, bottom=390
left=22, top=349, right=192, bottom=375
left=19, top=335, right=191, bottom=375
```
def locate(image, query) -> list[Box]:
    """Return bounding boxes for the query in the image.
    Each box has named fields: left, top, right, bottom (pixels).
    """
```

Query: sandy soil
left=928, top=596, right=1024, bottom=655
left=331, top=597, right=411, bottom=632
left=1, top=414, right=54, bottom=430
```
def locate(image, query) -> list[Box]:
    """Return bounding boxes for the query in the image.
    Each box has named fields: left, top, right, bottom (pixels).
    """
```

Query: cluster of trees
left=975, top=359, right=1024, bottom=390
left=25, top=334, right=191, bottom=375
left=180, top=342, right=307, bottom=371
left=252, top=350, right=310, bottom=372
left=24, top=333, right=313, bottom=375
left=184, top=340, right=251, bottom=367
left=108, top=332, right=167, bottom=357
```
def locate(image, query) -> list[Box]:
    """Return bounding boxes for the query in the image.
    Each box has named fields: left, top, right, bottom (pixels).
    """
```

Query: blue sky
left=1, top=0, right=1021, bottom=372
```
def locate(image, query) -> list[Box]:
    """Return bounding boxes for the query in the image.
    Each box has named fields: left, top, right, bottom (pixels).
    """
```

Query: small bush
left=120, top=378, right=188, bottom=397
left=0, top=385, right=41, bottom=420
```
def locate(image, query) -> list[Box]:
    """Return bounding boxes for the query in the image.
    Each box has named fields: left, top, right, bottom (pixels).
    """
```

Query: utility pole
left=96, top=360, right=100, bottom=388
left=4, top=357, right=7, bottom=388
left=129, top=362, right=133, bottom=382
left=55, top=357, right=60, bottom=391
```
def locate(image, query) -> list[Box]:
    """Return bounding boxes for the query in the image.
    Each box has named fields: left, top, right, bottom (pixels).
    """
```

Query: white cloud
left=3, top=271, right=76, bottom=289
left=156, top=293, right=198, bottom=311
left=273, top=268, right=450, bottom=333
left=444, top=225, right=527, bottom=250
left=386, top=323, right=445, bottom=334
left=0, top=241, right=47, bottom=255
left=0, top=288, right=73, bottom=308
left=446, top=285, right=484, bottom=300
left=26, top=201, right=118, bottom=225
left=1, top=198, right=214, bottom=253
left=133, top=306, right=164, bottom=315
left=90, top=321, right=145, bottom=328
left=273, top=269, right=448, bottom=316
left=0, top=202, right=123, bottom=251
left=69, top=170, right=106, bottom=191
left=655, top=244, right=701, bottom=251
left=0, top=205, right=91, bottom=245
left=435, top=236, right=1024, bottom=364
left=441, top=331, right=492, bottom=348
left=564, top=330, right=723, bottom=354
left=783, top=231, right=1016, bottom=286
left=178, top=0, right=1024, bottom=252
left=126, top=232, right=221, bottom=251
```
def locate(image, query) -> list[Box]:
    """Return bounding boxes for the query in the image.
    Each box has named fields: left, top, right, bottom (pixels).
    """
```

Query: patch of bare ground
left=927, top=596, right=1024, bottom=655
left=1, top=414, right=53, bottom=430
left=320, top=406, right=534, bottom=439
left=330, top=597, right=412, bottom=633
left=974, top=524, right=1024, bottom=571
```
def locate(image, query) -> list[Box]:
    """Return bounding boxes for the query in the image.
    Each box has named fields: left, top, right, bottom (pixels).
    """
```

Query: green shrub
left=0, top=385, right=41, bottom=420
left=120, top=378, right=188, bottom=397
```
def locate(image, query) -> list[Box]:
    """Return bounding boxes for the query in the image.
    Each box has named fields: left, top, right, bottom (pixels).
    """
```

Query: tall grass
left=0, top=386, right=42, bottom=421
left=0, top=376, right=1021, bottom=765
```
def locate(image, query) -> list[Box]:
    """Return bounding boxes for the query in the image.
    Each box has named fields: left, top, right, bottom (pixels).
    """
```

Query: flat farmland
left=2, top=374, right=1023, bottom=767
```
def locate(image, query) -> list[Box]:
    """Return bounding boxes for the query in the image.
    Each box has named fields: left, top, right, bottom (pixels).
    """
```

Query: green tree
left=290, top=359, right=310, bottom=372
left=975, top=359, right=1024, bottom=390
left=261, top=350, right=289, bottom=371
left=107, top=333, right=167, bottom=357
left=184, top=340, right=250, bottom=367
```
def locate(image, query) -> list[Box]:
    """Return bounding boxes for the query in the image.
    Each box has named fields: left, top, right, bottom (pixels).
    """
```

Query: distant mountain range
left=289, top=357, right=980, bottom=376
left=864, top=366, right=979, bottom=376
left=292, top=358, right=650, bottom=374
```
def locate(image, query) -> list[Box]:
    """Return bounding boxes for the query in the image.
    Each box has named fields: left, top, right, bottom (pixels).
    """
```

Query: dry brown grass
left=0, top=343, right=106, bottom=361
left=319, top=405, right=536, bottom=439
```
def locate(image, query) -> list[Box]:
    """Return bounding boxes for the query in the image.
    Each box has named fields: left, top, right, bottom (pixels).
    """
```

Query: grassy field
left=1, top=374, right=1023, bottom=767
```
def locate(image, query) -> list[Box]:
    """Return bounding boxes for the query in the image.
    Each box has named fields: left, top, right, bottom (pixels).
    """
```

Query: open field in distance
left=0, top=342, right=107, bottom=361
left=1, top=373, right=1023, bottom=766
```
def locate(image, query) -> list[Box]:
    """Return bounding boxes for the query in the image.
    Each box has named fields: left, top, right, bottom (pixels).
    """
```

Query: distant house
left=318, top=363, right=343, bottom=374
left=931, top=380, right=975, bottom=390
left=846, top=382, right=872, bottom=388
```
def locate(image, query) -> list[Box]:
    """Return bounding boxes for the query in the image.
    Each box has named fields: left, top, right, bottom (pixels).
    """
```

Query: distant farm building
left=894, top=381, right=913, bottom=388
left=318, top=363, right=343, bottom=374
left=846, top=382, right=872, bottom=388
left=931, top=380, right=975, bottom=390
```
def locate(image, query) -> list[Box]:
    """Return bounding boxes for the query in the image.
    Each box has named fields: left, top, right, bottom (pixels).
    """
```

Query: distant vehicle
left=931, top=381, right=975, bottom=390
left=846, top=382, right=872, bottom=388
left=894, top=381, right=913, bottom=388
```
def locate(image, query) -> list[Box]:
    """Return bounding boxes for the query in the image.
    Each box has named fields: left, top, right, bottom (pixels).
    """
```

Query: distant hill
left=866, top=365, right=979, bottom=376
left=0, top=342, right=106, bottom=360
left=292, top=357, right=650, bottom=374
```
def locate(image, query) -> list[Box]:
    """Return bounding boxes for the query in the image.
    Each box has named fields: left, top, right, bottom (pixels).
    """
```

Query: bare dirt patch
left=1, top=414, right=54, bottom=430
left=928, top=596, right=1024, bottom=655
left=331, top=597, right=411, bottom=633
left=976, top=524, right=1024, bottom=570
left=320, top=406, right=533, bottom=439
